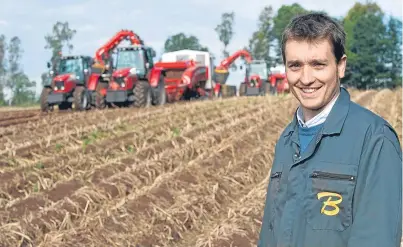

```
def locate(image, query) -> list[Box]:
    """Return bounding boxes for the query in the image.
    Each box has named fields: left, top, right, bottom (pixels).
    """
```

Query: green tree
left=5, top=36, right=36, bottom=105
left=0, top=34, right=6, bottom=105
left=42, top=21, right=77, bottom=86
left=272, top=3, right=310, bottom=64
left=342, top=3, right=389, bottom=89
left=384, top=16, right=402, bottom=87
left=215, top=12, right=235, bottom=59
left=248, top=5, right=276, bottom=68
left=164, top=33, right=209, bottom=52
left=10, top=73, right=36, bottom=105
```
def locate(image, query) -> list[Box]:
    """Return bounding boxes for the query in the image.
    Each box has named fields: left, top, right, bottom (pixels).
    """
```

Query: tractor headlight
left=121, top=83, right=125, bottom=87
left=61, top=86, right=65, bottom=90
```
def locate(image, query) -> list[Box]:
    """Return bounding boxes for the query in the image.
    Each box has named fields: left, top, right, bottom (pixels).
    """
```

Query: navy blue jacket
left=257, top=87, right=402, bottom=247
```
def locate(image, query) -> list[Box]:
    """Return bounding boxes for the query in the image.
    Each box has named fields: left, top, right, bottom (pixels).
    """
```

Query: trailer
left=159, top=50, right=215, bottom=99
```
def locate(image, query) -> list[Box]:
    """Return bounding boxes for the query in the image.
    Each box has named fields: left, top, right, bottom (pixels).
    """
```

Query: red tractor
left=105, top=44, right=164, bottom=107
left=213, top=49, right=252, bottom=97
left=87, top=30, right=145, bottom=109
left=40, top=54, right=93, bottom=112
left=239, top=60, right=289, bottom=96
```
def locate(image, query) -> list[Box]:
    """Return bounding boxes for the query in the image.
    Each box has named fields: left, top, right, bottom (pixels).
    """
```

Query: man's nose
left=300, top=66, right=315, bottom=85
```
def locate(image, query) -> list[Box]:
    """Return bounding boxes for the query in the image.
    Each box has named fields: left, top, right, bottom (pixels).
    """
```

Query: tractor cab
left=48, top=56, right=92, bottom=87
left=239, top=60, right=272, bottom=96
left=245, top=60, right=268, bottom=87
left=113, top=45, right=155, bottom=78
left=247, top=61, right=268, bottom=80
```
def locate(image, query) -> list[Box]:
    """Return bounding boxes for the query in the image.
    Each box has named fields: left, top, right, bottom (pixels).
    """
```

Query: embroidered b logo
left=317, top=192, right=343, bottom=216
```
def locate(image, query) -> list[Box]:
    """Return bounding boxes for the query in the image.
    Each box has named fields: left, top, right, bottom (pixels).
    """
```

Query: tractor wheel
left=269, top=84, right=277, bottom=95
left=265, top=82, right=271, bottom=94
left=73, top=86, right=89, bottom=111
left=95, top=82, right=107, bottom=109
left=133, top=80, right=152, bottom=108
left=260, top=82, right=267, bottom=96
left=239, top=83, right=246, bottom=96
left=40, top=87, right=52, bottom=112
left=151, top=77, right=167, bottom=106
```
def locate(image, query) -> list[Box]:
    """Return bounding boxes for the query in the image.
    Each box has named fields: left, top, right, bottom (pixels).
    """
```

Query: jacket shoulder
left=348, top=101, right=401, bottom=152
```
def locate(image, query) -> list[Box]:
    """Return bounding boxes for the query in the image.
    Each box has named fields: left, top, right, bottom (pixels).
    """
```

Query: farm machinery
left=239, top=60, right=290, bottom=96
left=87, top=29, right=146, bottom=109
left=269, top=72, right=290, bottom=94
left=213, top=50, right=252, bottom=97
left=40, top=54, right=93, bottom=112
left=153, top=49, right=212, bottom=101
left=104, top=45, right=163, bottom=107
left=105, top=47, right=215, bottom=107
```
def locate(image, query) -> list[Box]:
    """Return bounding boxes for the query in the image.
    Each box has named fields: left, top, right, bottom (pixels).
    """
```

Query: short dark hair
left=281, top=12, right=346, bottom=64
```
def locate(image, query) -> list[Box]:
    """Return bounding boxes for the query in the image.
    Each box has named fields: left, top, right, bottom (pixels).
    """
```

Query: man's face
left=284, top=38, right=347, bottom=116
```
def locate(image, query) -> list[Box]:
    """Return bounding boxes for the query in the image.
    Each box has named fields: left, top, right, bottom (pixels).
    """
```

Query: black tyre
left=40, top=87, right=52, bottom=112
left=269, top=83, right=277, bottom=95
left=95, top=82, right=107, bottom=109
left=133, top=80, right=152, bottom=107
left=239, top=83, right=247, bottom=96
left=151, top=76, right=167, bottom=106
left=260, top=81, right=267, bottom=96
left=73, top=86, right=89, bottom=111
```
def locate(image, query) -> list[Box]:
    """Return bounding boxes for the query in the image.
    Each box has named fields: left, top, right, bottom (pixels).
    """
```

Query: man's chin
left=299, top=99, right=324, bottom=112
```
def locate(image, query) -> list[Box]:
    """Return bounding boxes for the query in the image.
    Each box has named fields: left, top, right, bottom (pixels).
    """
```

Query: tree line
left=164, top=2, right=402, bottom=89
left=0, top=2, right=400, bottom=106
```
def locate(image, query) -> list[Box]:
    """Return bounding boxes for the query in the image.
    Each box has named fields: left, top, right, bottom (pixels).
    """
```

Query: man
left=257, top=13, right=402, bottom=247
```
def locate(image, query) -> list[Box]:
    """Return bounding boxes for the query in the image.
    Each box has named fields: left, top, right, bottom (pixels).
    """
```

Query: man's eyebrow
left=286, top=59, right=328, bottom=64
left=286, top=60, right=300, bottom=64
left=309, top=58, right=328, bottom=63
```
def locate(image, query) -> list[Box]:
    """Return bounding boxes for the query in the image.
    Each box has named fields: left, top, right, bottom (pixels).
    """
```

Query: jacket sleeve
left=347, top=125, right=402, bottom=247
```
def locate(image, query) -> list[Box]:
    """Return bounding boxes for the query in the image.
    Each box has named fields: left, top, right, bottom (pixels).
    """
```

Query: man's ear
left=337, top=54, right=347, bottom=79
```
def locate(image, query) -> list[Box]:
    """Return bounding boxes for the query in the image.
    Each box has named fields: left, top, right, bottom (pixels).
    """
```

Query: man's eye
left=313, top=63, right=325, bottom=67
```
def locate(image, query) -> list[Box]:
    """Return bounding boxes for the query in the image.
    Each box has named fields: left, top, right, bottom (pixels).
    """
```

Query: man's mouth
left=300, top=87, right=321, bottom=94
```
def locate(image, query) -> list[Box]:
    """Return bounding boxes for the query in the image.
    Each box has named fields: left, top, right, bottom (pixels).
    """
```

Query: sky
left=0, top=0, right=401, bottom=98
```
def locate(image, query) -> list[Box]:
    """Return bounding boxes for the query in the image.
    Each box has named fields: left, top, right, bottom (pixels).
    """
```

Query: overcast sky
left=0, top=0, right=401, bottom=97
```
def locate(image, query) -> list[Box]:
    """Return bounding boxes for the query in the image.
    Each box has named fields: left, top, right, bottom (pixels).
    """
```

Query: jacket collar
left=296, top=92, right=339, bottom=128
left=283, top=86, right=351, bottom=138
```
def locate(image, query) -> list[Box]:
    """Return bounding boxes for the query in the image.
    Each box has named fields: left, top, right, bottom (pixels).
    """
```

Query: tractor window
left=116, top=49, right=145, bottom=73
left=145, top=48, right=154, bottom=67
left=58, top=58, right=83, bottom=76
left=249, top=64, right=268, bottom=79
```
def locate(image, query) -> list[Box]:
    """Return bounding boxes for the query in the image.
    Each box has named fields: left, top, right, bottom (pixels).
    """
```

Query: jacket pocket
left=304, top=164, right=358, bottom=231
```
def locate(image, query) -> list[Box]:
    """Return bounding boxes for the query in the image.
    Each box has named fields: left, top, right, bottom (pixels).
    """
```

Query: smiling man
left=257, top=13, right=402, bottom=247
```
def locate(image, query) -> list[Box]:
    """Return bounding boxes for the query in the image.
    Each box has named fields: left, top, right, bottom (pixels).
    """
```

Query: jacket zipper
left=271, top=172, right=282, bottom=178
left=310, top=171, right=355, bottom=181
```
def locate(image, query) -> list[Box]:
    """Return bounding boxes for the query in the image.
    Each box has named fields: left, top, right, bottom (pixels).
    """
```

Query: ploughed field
left=0, top=88, right=401, bottom=247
